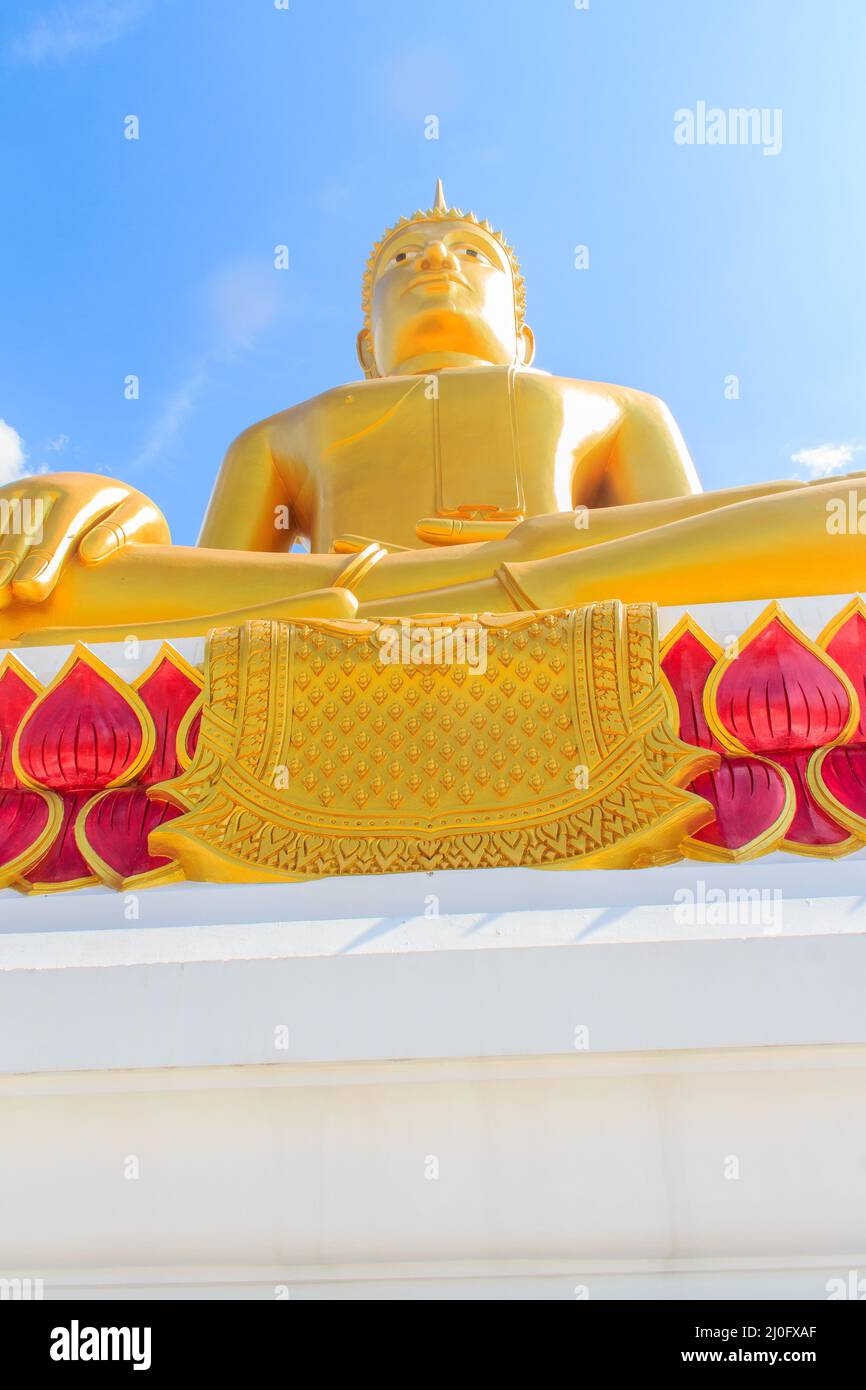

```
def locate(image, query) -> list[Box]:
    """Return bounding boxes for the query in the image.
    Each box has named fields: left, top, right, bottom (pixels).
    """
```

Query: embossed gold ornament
left=147, top=604, right=717, bottom=882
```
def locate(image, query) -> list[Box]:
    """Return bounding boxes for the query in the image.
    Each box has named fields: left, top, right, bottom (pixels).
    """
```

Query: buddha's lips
left=405, top=270, right=469, bottom=295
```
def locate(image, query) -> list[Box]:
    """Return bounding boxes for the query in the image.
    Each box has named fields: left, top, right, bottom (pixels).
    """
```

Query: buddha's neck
left=390, top=351, right=511, bottom=375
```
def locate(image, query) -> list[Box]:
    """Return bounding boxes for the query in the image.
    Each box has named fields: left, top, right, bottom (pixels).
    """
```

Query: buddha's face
left=359, top=217, right=534, bottom=377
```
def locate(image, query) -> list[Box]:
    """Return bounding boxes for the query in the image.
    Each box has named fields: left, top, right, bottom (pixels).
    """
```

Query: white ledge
left=1, top=857, right=865, bottom=1074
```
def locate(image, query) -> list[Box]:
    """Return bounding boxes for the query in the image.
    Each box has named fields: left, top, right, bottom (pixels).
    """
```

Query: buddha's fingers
left=416, top=516, right=519, bottom=545
left=79, top=497, right=171, bottom=565
left=0, top=530, right=31, bottom=609
left=8, top=484, right=135, bottom=604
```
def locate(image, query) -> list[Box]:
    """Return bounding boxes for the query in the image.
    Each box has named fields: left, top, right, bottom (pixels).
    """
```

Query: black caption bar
left=3, top=1297, right=865, bottom=1376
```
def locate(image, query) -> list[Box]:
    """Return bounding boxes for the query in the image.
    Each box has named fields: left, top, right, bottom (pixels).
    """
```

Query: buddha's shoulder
left=280, top=366, right=648, bottom=404
left=271, top=376, right=422, bottom=421
left=523, top=372, right=663, bottom=409
left=227, top=383, right=374, bottom=446
left=237, top=372, right=664, bottom=440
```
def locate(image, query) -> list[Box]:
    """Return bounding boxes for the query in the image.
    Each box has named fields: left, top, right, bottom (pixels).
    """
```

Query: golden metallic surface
left=0, top=181, right=863, bottom=648
left=148, top=606, right=717, bottom=882
left=5, top=595, right=864, bottom=895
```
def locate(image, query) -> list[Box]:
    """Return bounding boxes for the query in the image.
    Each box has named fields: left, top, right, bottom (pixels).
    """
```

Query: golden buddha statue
left=1, top=179, right=863, bottom=647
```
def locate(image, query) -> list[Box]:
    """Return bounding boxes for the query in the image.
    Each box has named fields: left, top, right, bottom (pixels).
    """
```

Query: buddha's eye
left=457, top=246, right=490, bottom=264
left=388, top=247, right=419, bottom=269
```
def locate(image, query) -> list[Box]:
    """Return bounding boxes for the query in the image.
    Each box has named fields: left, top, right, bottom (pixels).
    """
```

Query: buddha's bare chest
left=307, top=371, right=586, bottom=550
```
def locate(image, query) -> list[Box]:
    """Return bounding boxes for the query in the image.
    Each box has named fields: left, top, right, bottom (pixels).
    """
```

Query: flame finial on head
left=361, top=181, right=526, bottom=329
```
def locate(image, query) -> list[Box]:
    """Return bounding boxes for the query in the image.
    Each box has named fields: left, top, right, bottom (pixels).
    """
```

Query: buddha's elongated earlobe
left=518, top=323, right=536, bottom=367
left=356, top=328, right=379, bottom=379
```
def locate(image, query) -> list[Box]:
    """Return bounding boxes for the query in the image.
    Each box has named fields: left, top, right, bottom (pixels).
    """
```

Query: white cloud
left=7, top=0, right=151, bottom=66
left=378, top=44, right=461, bottom=120
left=126, top=247, right=297, bottom=476
left=314, top=181, right=353, bottom=214
left=790, top=441, right=864, bottom=478
left=130, top=361, right=209, bottom=471
left=0, top=419, right=27, bottom=485
left=130, top=257, right=287, bottom=470
left=202, top=257, right=283, bottom=354
left=47, top=433, right=70, bottom=452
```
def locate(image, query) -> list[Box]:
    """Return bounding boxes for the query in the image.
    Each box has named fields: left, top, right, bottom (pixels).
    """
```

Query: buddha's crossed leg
left=2, top=477, right=862, bottom=645
left=356, top=476, right=866, bottom=615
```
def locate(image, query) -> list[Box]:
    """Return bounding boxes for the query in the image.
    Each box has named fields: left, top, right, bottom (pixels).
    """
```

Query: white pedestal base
left=2, top=856, right=865, bottom=1300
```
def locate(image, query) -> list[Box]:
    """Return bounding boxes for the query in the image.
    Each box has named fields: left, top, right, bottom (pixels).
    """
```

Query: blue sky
left=1, top=0, right=865, bottom=544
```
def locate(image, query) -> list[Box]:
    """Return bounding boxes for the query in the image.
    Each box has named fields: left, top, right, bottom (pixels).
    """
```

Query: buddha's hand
left=0, top=473, right=170, bottom=606
left=416, top=516, right=521, bottom=545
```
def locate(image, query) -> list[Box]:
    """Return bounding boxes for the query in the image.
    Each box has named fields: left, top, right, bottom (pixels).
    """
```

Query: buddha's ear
left=517, top=323, right=536, bottom=367
left=356, top=328, right=379, bottom=379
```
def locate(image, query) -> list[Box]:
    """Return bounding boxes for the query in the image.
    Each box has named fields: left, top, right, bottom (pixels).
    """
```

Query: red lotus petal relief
left=15, top=648, right=152, bottom=791
left=688, top=756, right=791, bottom=853
left=824, top=608, right=866, bottom=740
left=818, top=744, right=866, bottom=825
left=0, top=787, right=56, bottom=882
left=134, top=649, right=203, bottom=785
left=79, top=788, right=183, bottom=885
left=0, top=787, right=51, bottom=853
left=662, top=624, right=790, bottom=854
left=712, top=615, right=852, bottom=753
left=770, top=748, right=850, bottom=848
left=803, top=603, right=866, bottom=838
left=0, top=660, right=59, bottom=884
left=662, top=626, right=723, bottom=751
left=0, top=658, right=41, bottom=789
left=18, top=791, right=97, bottom=891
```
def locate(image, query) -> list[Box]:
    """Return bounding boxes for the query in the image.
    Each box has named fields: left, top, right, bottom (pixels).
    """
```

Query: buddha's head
left=357, top=180, right=535, bottom=378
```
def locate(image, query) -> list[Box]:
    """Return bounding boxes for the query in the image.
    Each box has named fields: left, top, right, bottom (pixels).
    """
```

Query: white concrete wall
left=2, top=858, right=866, bottom=1299
left=2, top=1049, right=866, bottom=1299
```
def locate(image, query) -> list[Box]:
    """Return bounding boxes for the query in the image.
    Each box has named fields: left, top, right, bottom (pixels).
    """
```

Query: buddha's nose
left=418, top=240, right=458, bottom=272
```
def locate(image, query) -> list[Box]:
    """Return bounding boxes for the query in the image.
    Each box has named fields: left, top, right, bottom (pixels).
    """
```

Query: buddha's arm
left=358, top=475, right=866, bottom=615
left=599, top=391, right=703, bottom=505
left=595, top=389, right=814, bottom=519
left=198, top=419, right=298, bottom=551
